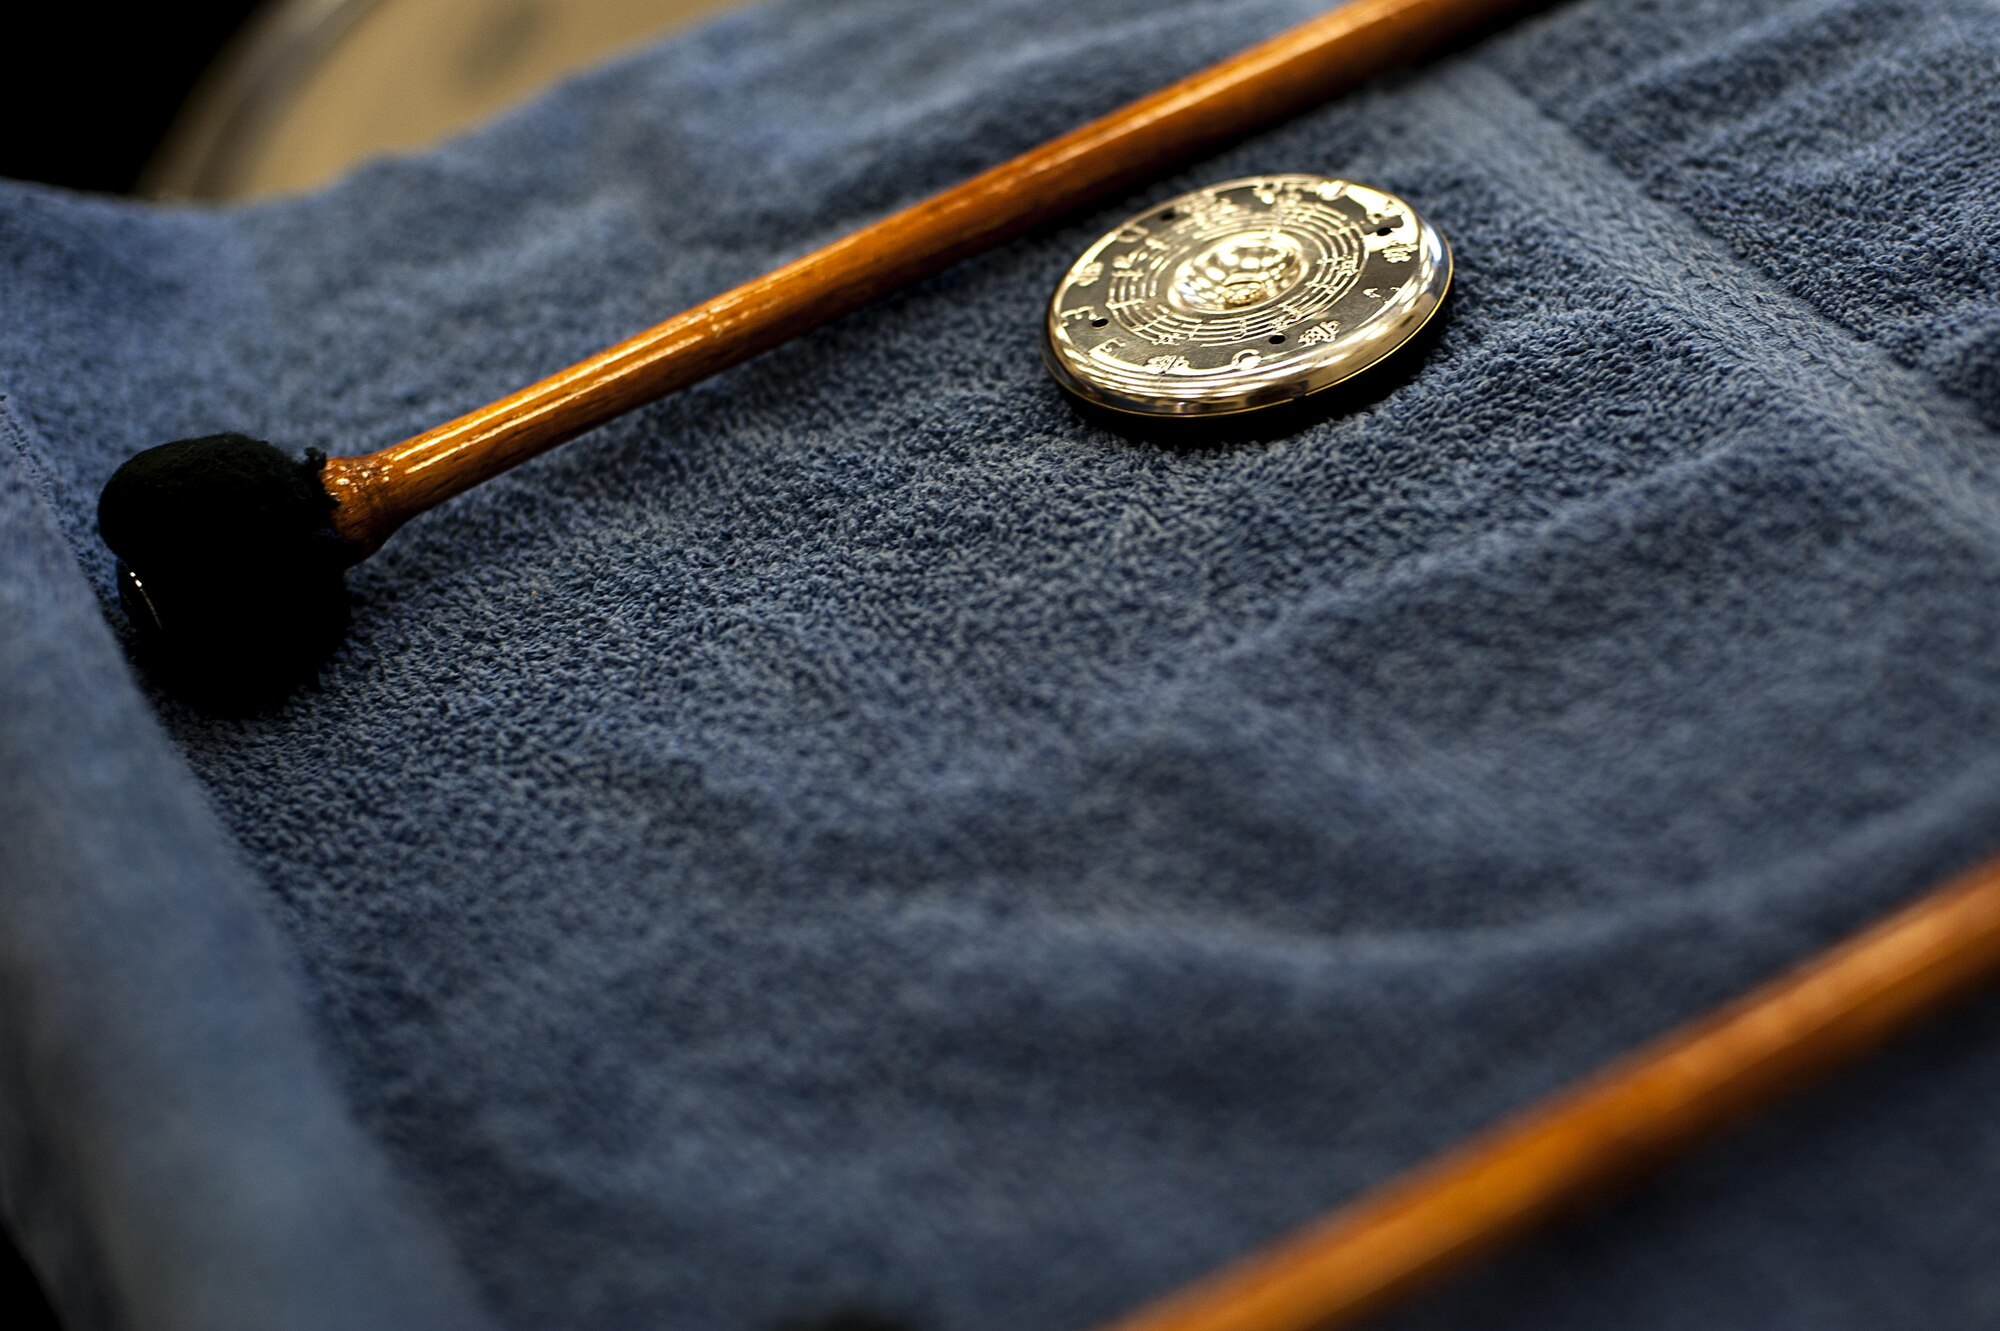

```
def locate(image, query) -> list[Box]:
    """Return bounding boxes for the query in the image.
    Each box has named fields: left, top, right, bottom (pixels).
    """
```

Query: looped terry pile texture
left=3, top=1, right=1999, bottom=1328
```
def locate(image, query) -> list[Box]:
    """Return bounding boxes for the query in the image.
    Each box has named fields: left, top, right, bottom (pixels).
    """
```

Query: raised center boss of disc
left=1168, top=232, right=1308, bottom=313
left=1042, top=174, right=1452, bottom=418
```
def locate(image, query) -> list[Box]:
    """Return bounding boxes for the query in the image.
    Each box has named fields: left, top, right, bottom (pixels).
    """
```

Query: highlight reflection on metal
left=117, top=566, right=165, bottom=636
left=1043, top=175, right=1450, bottom=417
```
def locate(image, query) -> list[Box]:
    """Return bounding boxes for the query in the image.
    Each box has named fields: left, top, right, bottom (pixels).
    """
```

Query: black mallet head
left=97, top=433, right=362, bottom=705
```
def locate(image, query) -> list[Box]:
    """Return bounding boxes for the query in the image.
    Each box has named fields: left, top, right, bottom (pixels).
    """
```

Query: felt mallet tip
left=96, top=433, right=362, bottom=702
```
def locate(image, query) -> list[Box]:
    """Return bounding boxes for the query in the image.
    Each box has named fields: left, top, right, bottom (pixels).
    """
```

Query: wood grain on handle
left=1094, top=851, right=2000, bottom=1331
left=320, top=0, right=1536, bottom=551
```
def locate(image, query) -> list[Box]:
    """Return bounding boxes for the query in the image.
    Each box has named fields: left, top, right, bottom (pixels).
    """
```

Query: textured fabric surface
left=5, top=1, right=2000, bottom=1328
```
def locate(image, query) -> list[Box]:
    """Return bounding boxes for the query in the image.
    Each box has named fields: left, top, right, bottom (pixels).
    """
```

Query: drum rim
left=141, top=0, right=388, bottom=201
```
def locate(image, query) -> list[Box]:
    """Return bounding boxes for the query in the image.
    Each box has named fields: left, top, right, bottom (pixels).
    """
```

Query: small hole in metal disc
left=1268, top=333, right=1286, bottom=344
left=1160, top=209, right=1178, bottom=220
left=1091, top=317, right=1109, bottom=327
left=1375, top=223, right=1397, bottom=235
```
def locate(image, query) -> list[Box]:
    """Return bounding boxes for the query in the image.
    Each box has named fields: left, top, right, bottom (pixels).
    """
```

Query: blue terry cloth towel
left=5, top=0, right=2000, bottom=1327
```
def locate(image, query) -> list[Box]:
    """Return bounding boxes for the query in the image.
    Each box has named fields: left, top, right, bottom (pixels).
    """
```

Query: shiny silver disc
left=1043, top=175, right=1451, bottom=417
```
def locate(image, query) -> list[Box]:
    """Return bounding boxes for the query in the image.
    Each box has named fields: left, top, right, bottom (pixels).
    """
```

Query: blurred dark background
left=5, top=5, right=263, bottom=193
left=5, top=1235, right=56, bottom=1331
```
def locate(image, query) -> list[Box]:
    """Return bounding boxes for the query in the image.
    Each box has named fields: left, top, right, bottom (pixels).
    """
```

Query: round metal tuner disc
left=1043, top=175, right=1451, bottom=418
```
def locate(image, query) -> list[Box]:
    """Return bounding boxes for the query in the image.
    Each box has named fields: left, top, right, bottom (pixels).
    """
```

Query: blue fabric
left=4, top=0, right=2000, bottom=1328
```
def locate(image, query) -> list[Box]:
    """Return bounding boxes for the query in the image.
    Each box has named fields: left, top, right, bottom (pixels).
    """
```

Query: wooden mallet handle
left=320, top=0, right=1536, bottom=553
left=1094, top=850, right=2000, bottom=1331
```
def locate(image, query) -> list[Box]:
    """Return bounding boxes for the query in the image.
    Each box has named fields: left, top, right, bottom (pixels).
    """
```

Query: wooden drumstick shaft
left=1093, top=851, right=2000, bottom=1331
left=320, top=0, right=1536, bottom=553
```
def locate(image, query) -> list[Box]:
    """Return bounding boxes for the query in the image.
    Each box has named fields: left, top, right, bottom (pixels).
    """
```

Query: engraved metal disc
left=1043, top=175, right=1451, bottom=417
